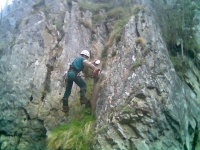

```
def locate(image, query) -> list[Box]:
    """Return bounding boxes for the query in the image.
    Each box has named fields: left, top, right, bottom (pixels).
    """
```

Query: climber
left=62, top=50, right=100, bottom=113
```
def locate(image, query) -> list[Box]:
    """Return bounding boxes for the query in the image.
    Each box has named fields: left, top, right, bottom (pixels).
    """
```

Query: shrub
left=106, top=4, right=143, bottom=49
left=79, top=18, right=93, bottom=29
left=107, top=18, right=128, bottom=46
left=130, top=4, right=143, bottom=15
left=101, top=46, right=108, bottom=59
left=107, top=7, right=127, bottom=20
left=93, top=14, right=106, bottom=24
left=78, top=0, right=111, bottom=13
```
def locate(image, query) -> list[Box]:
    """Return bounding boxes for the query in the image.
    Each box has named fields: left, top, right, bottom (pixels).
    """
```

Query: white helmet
left=80, top=50, right=90, bottom=58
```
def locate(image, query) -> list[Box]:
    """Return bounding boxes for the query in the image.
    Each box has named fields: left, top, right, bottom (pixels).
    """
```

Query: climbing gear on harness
left=80, top=50, right=90, bottom=58
left=69, top=65, right=79, bottom=73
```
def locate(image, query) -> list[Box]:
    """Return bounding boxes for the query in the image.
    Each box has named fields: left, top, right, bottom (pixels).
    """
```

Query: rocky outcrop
left=94, top=1, right=200, bottom=150
left=0, top=0, right=200, bottom=150
left=0, top=0, right=94, bottom=149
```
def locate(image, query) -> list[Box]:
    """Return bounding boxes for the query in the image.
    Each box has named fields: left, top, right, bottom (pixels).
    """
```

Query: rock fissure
left=41, top=64, right=54, bottom=101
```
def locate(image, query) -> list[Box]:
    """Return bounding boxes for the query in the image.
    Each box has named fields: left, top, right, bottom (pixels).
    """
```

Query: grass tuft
left=47, top=106, right=95, bottom=150
left=78, top=0, right=111, bottom=13
left=135, top=37, right=146, bottom=48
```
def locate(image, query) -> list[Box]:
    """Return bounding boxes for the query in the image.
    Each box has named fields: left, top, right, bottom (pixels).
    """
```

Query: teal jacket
left=72, top=56, right=86, bottom=73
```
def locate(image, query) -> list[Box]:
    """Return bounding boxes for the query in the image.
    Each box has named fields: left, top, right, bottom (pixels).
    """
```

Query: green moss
left=106, top=5, right=143, bottom=50
left=130, top=4, right=143, bottom=15
left=77, top=0, right=144, bottom=52
left=85, top=77, right=94, bottom=100
left=93, top=14, right=106, bottom=24
left=55, top=19, right=64, bottom=31
left=78, top=0, right=111, bottom=13
left=105, top=18, right=128, bottom=49
left=91, top=34, right=97, bottom=41
left=107, top=5, right=143, bottom=20
left=185, top=37, right=200, bottom=54
left=101, top=46, right=108, bottom=59
left=114, top=19, right=129, bottom=29
left=107, top=7, right=127, bottom=19
left=51, top=114, right=94, bottom=134
left=121, top=105, right=135, bottom=113
left=79, top=18, right=92, bottom=29
left=170, top=56, right=191, bottom=79
left=132, top=58, right=145, bottom=70
left=157, top=0, right=199, bottom=61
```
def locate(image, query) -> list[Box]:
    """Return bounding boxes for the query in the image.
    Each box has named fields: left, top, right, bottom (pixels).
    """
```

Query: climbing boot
left=80, top=96, right=89, bottom=105
left=62, top=97, right=69, bottom=113
left=62, top=105, right=69, bottom=113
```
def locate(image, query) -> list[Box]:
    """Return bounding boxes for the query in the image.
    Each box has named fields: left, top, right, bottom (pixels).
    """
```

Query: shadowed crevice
left=41, top=64, right=54, bottom=101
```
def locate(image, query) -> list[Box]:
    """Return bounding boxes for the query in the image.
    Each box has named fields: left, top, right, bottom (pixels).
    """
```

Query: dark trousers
left=63, top=71, right=86, bottom=106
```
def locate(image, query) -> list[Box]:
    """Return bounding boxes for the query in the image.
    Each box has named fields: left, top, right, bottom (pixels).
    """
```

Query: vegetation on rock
left=154, top=0, right=200, bottom=80
left=47, top=107, right=95, bottom=150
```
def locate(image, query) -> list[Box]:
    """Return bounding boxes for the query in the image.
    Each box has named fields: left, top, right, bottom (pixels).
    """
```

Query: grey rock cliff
left=0, top=0, right=93, bottom=149
left=94, top=1, right=200, bottom=150
left=0, top=0, right=200, bottom=150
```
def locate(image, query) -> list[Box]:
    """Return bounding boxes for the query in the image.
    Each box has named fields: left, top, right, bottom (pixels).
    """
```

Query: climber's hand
left=93, top=69, right=100, bottom=77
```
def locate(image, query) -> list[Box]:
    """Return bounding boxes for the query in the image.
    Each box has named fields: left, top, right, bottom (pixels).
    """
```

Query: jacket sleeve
left=83, top=60, right=96, bottom=70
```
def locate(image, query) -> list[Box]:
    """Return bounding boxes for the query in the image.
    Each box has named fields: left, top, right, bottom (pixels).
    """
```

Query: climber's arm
left=83, top=60, right=97, bottom=70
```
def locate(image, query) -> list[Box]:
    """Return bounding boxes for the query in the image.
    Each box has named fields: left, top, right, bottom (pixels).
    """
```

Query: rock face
left=0, top=0, right=200, bottom=150
left=0, top=0, right=93, bottom=149
left=194, top=10, right=200, bottom=70
left=94, top=1, right=200, bottom=150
